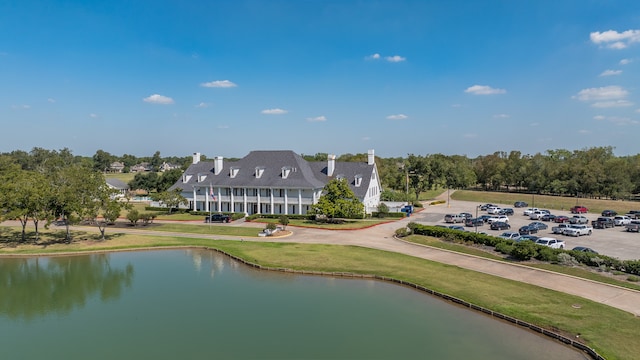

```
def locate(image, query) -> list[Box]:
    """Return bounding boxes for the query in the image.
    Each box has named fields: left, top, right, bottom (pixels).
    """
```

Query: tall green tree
left=156, top=189, right=187, bottom=214
left=311, top=179, right=364, bottom=219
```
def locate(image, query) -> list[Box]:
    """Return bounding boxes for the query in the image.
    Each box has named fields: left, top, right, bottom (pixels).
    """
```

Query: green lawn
left=104, top=172, right=136, bottom=183
left=452, top=189, right=640, bottom=214
left=250, top=217, right=394, bottom=229
left=0, top=233, right=637, bottom=359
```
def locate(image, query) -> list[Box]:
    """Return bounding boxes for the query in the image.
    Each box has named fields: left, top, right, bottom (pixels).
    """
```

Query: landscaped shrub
left=627, top=275, right=639, bottom=282
left=412, top=201, right=424, bottom=208
left=376, top=203, right=390, bottom=218
left=429, top=200, right=446, bottom=206
left=535, top=246, right=560, bottom=262
left=395, top=227, right=411, bottom=237
left=510, top=241, right=538, bottom=261
left=494, top=241, right=514, bottom=255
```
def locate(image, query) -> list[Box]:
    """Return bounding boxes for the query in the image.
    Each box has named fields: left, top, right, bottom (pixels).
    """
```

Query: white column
left=205, top=187, right=210, bottom=212
left=230, top=188, right=235, bottom=213
left=298, top=189, right=302, bottom=214
left=270, top=188, right=274, bottom=214
left=217, top=188, right=221, bottom=212
left=284, top=189, right=288, bottom=215
left=192, top=187, right=197, bottom=210
left=243, top=188, right=247, bottom=214
left=257, top=190, right=261, bottom=214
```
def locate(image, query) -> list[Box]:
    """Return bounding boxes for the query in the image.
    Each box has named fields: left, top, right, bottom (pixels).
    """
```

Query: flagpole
left=209, top=183, right=212, bottom=229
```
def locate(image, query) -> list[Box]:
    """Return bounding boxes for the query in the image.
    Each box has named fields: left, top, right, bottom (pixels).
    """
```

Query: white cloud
left=578, top=129, right=591, bottom=134
left=11, top=104, right=30, bottom=110
left=195, top=102, right=209, bottom=108
left=385, top=55, right=406, bottom=63
left=47, top=98, right=56, bottom=103
left=143, top=94, right=174, bottom=104
left=89, top=113, right=98, bottom=118
left=620, top=58, right=632, bottom=65
left=261, top=108, right=288, bottom=115
left=217, top=125, right=229, bottom=129
left=493, top=114, right=510, bottom=119
left=636, top=108, right=640, bottom=113
left=463, top=133, right=477, bottom=138
left=590, top=29, right=640, bottom=49
left=599, top=69, right=622, bottom=76
left=530, top=122, right=540, bottom=127
left=464, top=85, right=506, bottom=95
left=200, top=80, right=237, bottom=88
left=591, top=100, right=633, bottom=108
left=594, top=115, right=606, bottom=121
left=362, top=136, right=371, bottom=141
left=365, top=53, right=381, bottom=60
left=594, top=115, right=638, bottom=125
left=386, top=114, right=408, bottom=120
left=306, top=116, right=327, bottom=122
left=573, top=85, right=628, bottom=101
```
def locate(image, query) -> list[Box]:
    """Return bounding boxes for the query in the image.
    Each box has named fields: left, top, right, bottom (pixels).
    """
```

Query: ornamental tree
left=311, top=178, right=364, bottom=219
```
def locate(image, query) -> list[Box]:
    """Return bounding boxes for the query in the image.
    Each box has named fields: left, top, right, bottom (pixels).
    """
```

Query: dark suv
left=205, top=214, right=231, bottom=223
left=514, top=201, right=528, bottom=208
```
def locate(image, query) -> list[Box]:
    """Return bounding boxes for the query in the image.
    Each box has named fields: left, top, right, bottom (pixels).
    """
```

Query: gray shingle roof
left=170, top=150, right=375, bottom=199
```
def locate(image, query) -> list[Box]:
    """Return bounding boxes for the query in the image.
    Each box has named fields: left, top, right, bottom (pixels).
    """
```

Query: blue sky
left=1, top=0, right=639, bottom=158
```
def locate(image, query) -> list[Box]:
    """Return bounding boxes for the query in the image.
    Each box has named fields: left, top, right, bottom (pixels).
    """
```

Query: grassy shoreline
left=0, top=231, right=638, bottom=359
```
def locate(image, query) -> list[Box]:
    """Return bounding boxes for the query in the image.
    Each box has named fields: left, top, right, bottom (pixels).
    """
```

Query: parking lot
left=410, top=199, right=640, bottom=260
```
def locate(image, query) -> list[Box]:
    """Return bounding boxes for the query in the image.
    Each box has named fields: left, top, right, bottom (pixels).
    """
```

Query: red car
left=554, top=215, right=570, bottom=223
left=571, top=206, right=588, bottom=214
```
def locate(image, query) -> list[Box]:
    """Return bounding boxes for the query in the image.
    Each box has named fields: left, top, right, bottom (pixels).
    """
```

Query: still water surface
left=0, top=250, right=588, bottom=359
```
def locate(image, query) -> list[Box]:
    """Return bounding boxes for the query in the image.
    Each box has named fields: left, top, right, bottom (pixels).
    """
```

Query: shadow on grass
left=0, top=227, right=125, bottom=249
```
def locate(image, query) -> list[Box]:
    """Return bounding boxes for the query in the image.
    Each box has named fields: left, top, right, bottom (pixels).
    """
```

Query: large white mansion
left=170, top=150, right=382, bottom=215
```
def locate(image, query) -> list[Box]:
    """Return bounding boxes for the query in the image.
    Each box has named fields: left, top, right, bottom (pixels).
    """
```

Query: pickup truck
left=592, top=217, right=614, bottom=229
left=204, top=214, right=231, bottom=223
left=624, top=211, right=640, bottom=220
left=569, top=215, right=589, bottom=224
left=535, top=237, right=565, bottom=249
left=563, top=224, right=593, bottom=237
left=552, top=223, right=572, bottom=234
left=626, top=221, right=640, bottom=232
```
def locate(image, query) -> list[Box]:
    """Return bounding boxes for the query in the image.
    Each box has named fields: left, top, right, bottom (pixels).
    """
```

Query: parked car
left=523, top=208, right=539, bottom=216
left=529, top=210, right=547, bottom=220
left=518, top=225, right=538, bottom=235
left=499, top=208, right=514, bottom=216
left=459, top=212, right=473, bottom=219
left=487, top=206, right=502, bottom=214
left=499, top=231, right=521, bottom=241
left=535, top=237, right=565, bottom=249
left=554, top=215, right=570, bottom=223
left=528, top=222, right=548, bottom=230
left=592, top=217, right=614, bottom=229
left=613, top=216, right=632, bottom=226
left=444, top=214, right=466, bottom=223
left=465, top=218, right=484, bottom=227
left=601, top=210, right=617, bottom=217
left=552, top=223, right=572, bottom=234
left=519, top=234, right=539, bottom=242
left=626, top=210, right=640, bottom=220
left=514, top=201, right=528, bottom=208
left=563, top=224, right=593, bottom=237
left=490, top=221, right=511, bottom=230
left=541, top=213, right=556, bottom=222
left=569, top=215, right=589, bottom=224
left=448, top=225, right=466, bottom=231
left=478, top=214, right=493, bottom=223
left=626, top=221, right=640, bottom=232
left=480, top=203, right=496, bottom=211
left=204, top=214, right=231, bottom=223
left=487, top=215, right=509, bottom=224
left=572, top=246, right=598, bottom=254
left=570, top=206, right=588, bottom=214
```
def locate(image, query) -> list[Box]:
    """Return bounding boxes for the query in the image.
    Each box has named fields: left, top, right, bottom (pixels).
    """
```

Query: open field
left=104, top=172, right=136, bottom=183
left=0, top=231, right=636, bottom=359
left=452, top=190, right=640, bottom=214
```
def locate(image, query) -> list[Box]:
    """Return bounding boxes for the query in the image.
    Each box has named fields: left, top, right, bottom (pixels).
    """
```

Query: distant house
left=170, top=150, right=382, bottom=215
left=105, top=178, right=129, bottom=198
left=109, top=161, right=125, bottom=173
left=159, top=161, right=181, bottom=172
left=131, top=162, right=152, bottom=172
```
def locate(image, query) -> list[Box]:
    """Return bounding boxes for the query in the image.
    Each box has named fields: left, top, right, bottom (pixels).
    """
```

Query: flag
left=210, top=187, right=217, bottom=201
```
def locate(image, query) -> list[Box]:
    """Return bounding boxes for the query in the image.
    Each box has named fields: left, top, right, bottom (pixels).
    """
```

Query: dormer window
left=183, top=174, right=192, bottom=183
left=281, top=166, right=292, bottom=179
left=255, top=166, right=265, bottom=179
left=230, top=167, right=240, bottom=178
left=197, top=173, right=207, bottom=182
left=336, top=174, right=345, bottom=181
left=355, top=174, right=363, bottom=187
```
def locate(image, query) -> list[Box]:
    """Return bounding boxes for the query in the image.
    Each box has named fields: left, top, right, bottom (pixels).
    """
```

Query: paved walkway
left=3, top=201, right=640, bottom=316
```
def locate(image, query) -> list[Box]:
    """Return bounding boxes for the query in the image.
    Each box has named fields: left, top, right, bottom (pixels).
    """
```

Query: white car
left=498, top=231, right=521, bottom=241
left=487, top=206, right=502, bottom=214
left=487, top=215, right=509, bottom=224
left=529, top=210, right=547, bottom=220
left=523, top=208, right=539, bottom=216
left=535, top=237, right=565, bottom=249
left=613, top=216, right=632, bottom=226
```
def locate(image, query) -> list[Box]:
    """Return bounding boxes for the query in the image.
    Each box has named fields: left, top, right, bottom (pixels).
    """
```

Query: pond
left=0, top=250, right=588, bottom=359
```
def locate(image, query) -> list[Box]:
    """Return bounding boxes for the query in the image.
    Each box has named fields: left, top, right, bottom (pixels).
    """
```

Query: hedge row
left=406, top=223, right=640, bottom=276
left=144, top=206, right=189, bottom=213
left=190, top=211, right=246, bottom=221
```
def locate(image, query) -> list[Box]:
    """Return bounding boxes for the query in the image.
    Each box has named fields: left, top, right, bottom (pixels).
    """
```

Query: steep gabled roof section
left=309, top=161, right=376, bottom=200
